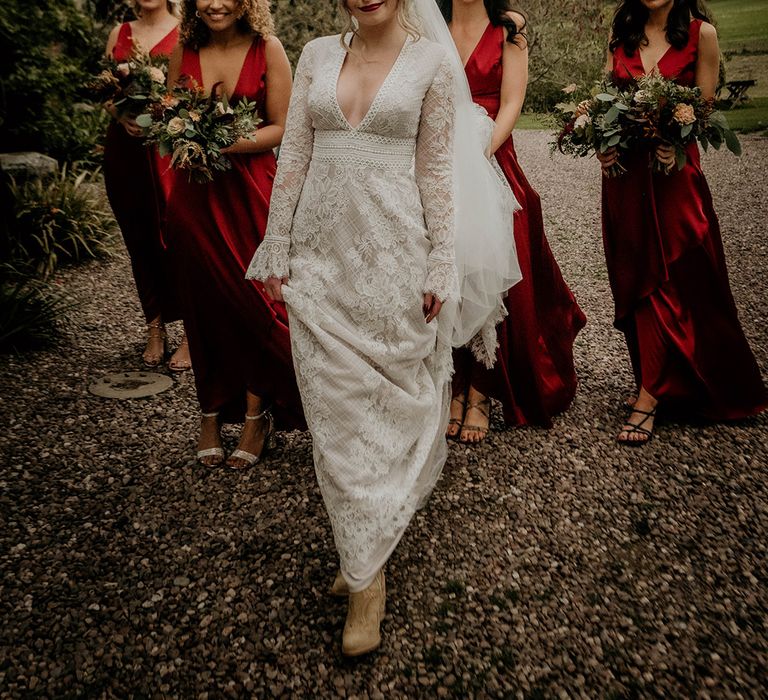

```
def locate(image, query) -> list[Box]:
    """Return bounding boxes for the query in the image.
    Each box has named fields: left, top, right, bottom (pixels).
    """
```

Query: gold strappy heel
left=446, top=395, right=466, bottom=440
left=142, top=321, right=167, bottom=368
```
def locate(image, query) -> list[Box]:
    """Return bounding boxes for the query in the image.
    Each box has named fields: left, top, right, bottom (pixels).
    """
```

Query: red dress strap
left=112, top=22, right=134, bottom=61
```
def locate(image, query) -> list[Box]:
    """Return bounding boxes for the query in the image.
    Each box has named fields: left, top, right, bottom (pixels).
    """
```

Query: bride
left=247, top=0, right=518, bottom=656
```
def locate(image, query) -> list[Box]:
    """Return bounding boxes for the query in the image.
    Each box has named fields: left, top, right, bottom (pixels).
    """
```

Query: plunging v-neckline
left=458, top=21, right=492, bottom=69
left=196, top=39, right=255, bottom=99
left=334, top=37, right=410, bottom=131
left=638, top=42, right=673, bottom=76
left=126, top=22, right=178, bottom=55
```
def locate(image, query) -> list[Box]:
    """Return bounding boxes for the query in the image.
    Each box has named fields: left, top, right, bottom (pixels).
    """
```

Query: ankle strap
left=245, top=406, right=272, bottom=421
left=201, top=411, right=219, bottom=418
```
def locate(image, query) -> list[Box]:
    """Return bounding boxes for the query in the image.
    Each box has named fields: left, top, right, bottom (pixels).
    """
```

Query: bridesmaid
left=104, top=0, right=191, bottom=370
left=165, top=0, right=304, bottom=467
left=599, top=0, right=767, bottom=443
left=441, top=0, right=586, bottom=440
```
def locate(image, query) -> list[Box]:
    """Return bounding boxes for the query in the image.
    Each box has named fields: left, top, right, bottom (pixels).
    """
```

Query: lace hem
left=467, top=298, right=508, bottom=368
left=245, top=237, right=290, bottom=281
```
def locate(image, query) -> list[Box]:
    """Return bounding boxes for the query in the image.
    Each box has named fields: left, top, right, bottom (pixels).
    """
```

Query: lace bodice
left=247, top=35, right=459, bottom=302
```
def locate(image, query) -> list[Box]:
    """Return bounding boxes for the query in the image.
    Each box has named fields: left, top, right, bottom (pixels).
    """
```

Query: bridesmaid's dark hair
left=438, top=0, right=528, bottom=48
left=609, top=0, right=713, bottom=56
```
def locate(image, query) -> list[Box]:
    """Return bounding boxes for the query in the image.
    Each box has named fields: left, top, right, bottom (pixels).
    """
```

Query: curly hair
left=438, top=0, right=528, bottom=48
left=609, top=0, right=712, bottom=56
left=179, top=0, right=275, bottom=49
left=338, top=0, right=421, bottom=51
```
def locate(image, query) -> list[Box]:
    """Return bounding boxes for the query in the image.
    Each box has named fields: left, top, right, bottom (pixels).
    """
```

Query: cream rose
left=574, top=113, right=591, bottom=130
left=166, top=116, right=186, bottom=136
left=148, top=66, right=165, bottom=84
left=673, top=103, right=696, bottom=126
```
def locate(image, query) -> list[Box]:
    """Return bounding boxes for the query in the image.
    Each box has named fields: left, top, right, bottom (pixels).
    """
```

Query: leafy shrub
left=0, top=0, right=106, bottom=165
left=4, top=167, right=116, bottom=281
left=0, top=265, right=73, bottom=353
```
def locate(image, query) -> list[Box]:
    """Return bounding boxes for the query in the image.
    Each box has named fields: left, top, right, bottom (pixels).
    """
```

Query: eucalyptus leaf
left=724, top=128, right=742, bottom=156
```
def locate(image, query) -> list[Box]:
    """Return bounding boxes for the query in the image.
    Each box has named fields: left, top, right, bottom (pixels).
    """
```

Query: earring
left=195, top=9, right=201, bottom=17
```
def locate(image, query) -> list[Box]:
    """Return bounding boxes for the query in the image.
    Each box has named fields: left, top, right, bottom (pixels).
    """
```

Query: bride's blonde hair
left=339, top=0, right=421, bottom=50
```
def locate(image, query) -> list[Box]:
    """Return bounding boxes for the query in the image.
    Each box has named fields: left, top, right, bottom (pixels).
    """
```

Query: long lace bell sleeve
left=246, top=42, right=315, bottom=281
left=415, top=55, right=460, bottom=303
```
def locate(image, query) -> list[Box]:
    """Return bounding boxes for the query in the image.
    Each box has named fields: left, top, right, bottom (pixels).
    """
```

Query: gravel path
left=1, top=131, right=766, bottom=698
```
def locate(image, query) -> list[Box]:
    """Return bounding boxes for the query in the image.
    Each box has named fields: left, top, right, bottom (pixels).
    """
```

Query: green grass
left=721, top=96, right=768, bottom=133
left=709, top=0, right=768, bottom=54
left=517, top=112, right=553, bottom=130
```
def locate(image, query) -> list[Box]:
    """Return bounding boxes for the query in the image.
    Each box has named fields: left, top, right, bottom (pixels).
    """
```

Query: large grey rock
left=0, top=151, right=59, bottom=180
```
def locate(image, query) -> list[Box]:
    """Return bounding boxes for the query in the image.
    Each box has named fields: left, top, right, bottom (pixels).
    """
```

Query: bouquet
left=553, top=79, right=634, bottom=177
left=86, top=45, right=168, bottom=119
left=136, top=80, right=262, bottom=183
left=625, top=71, right=741, bottom=172
left=553, top=72, right=741, bottom=176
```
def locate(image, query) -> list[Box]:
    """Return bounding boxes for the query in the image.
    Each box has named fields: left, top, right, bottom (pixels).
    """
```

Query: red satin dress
left=103, top=22, right=179, bottom=323
left=453, top=23, right=587, bottom=427
left=164, top=38, right=304, bottom=428
left=604, top=20, right=767, bottom=420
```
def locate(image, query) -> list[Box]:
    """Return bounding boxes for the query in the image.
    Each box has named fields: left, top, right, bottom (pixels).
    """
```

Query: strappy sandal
left=168, top=333, right=192, bottom=373
left=446, top=395, right=466, bottom=440
left=227, top=407, right=275, bottom=470
left=460, top=397, right=491, bottom=444
left=142, top=321, right=167, bottom=368
left=617, top=407, right=657, bottom=446
left=197, top=411, right=225, bottom=466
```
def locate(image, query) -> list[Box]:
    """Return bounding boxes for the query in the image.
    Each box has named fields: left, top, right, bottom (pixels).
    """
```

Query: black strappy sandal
left=617, top=407, right=657, bottom=446
left=446, top=395, right=466, bottom=440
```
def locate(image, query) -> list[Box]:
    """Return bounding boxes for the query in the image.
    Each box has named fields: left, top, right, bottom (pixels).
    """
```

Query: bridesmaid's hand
left=423, top=293, right=443, bottom=324
left=264, top=276, right=288, bottom=302
left=596, top=147, right=618, bottom=174
left=655, top=143, right=676, bottom=170
left=221, top=137, right=257, bottom=155
left=118, top=115, right=143, bottom=138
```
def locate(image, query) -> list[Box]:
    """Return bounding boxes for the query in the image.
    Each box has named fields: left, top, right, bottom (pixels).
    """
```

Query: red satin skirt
left=602, top=144, right=767, bottom=420
left=164, top=151, right=305, bottom=429
left=453, top=136, right=586, bottom=427
left=103, top=120, right=178, bottom=323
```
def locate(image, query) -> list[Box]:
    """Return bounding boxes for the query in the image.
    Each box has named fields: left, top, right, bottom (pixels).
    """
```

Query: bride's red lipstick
left=360, top=2, right=384, bottom=12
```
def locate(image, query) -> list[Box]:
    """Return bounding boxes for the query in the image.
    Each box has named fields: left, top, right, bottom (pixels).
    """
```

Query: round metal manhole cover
left=89, top=372, right=173, bottom=399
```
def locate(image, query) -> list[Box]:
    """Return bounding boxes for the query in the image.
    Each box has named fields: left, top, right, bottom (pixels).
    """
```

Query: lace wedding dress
left=246, top=35, right=459, bottom=592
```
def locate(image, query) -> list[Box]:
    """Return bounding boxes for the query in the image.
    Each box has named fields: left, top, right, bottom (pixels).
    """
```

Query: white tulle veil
left=411, top=0, right=522, bottom=366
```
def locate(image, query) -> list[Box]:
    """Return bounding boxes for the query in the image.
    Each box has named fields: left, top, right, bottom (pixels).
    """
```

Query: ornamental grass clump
left=5, top=167, right=116, bottom=281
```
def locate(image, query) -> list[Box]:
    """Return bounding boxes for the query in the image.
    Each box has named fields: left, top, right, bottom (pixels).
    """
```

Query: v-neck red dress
left=164, top=38, right=304, bottom=428
left=604, top=20, right=767, bottom=419
left=453, top=22, right=587, bottom=428
left=103, top=22, right=179, bottom=323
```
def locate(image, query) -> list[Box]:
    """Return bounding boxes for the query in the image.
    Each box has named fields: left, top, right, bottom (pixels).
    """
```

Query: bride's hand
left=264, top=276, right=288, bottom=302
left=423, top=293, right=442, bottom=324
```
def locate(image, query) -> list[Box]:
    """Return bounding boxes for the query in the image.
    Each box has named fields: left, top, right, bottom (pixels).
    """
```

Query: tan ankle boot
left=330, top=570, right=349, bottom=597
left=341, top=569, right=386, bottom=657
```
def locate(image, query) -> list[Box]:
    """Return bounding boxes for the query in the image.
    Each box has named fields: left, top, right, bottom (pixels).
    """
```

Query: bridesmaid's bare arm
left=223, top=36, right=292, bottom=155
left=695, top=22, right=720, bottom=100
left=105, top=24, right=143, bottom=135
left=489, top=11, right=528, bottom=156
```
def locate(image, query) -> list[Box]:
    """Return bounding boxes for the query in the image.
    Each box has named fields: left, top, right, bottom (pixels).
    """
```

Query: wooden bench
left=718, top=79, right=757, bottom=109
